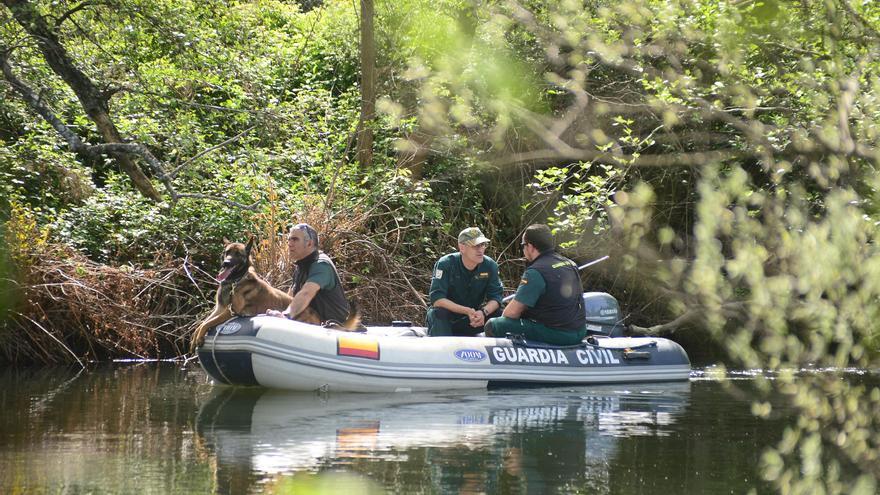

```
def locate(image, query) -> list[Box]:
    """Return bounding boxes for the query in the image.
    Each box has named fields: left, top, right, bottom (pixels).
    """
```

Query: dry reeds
left=2, top=194, right=449, bottom=364
left=1, top=203, right=209, bottom=365
left=1, top=243, right=208, bottom=365
left=249, top=194, right=435, bottom=325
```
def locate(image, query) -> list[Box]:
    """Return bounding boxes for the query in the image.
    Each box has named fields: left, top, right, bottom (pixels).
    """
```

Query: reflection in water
left=196, top=383, right=691, bottom=493
left=1, top=364, right=790, bottom=494
left=0, top=364, right=213, bottom=494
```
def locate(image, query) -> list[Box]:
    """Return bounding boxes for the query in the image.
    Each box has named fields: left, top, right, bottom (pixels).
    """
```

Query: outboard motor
left=582, top=292, right=625, bottom=337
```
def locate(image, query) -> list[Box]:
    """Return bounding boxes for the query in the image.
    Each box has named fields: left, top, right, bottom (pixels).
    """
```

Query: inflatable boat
left=196, top=292, right=691, bottom=392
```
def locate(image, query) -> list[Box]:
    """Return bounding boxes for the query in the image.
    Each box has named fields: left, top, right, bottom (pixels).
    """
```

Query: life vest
left=522, top=251, right=586, bottom=331
left=293, top=251, right=351, bottom=323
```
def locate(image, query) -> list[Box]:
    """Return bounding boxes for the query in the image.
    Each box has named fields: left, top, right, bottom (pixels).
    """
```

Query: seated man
left=426, top=227, right=503, bottom=336
left=486, top=224, right=587, bottom=345
left=267, top=223, right=351, bottom=323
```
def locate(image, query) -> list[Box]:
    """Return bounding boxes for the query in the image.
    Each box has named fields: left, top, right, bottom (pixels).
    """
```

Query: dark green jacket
left=429, top=253, right=503, bottom=309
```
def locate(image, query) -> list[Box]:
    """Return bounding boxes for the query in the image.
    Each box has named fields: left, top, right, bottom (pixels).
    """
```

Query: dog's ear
left=244, top=236, right=255, bottom=258
left=222, top=237, right=231, bottom=245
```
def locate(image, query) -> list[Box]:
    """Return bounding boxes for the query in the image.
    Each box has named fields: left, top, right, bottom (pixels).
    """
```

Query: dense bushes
left=4, top=1, right=880, bottom=491
left=0, top=0, right=491, bottom=362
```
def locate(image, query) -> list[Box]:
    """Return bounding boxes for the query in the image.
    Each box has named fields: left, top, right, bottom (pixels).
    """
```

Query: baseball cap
left=458, top=227, right=490, bottom=246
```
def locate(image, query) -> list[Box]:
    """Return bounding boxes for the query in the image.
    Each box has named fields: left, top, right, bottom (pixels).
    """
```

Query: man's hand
left=469, top=308, right=486, bottom=327
left=266, top=309, right=287, bottom=318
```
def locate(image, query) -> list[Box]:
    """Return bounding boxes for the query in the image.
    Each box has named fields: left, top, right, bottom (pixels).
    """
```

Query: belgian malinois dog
left=190, top=238, right=359, bottom=353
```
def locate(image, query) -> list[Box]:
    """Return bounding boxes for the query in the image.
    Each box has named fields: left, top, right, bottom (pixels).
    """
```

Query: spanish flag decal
left=337, top=335, right=380, bottom=360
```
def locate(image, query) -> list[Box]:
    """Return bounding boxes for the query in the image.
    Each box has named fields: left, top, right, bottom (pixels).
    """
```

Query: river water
left=0, top=363, right=800, bottom=494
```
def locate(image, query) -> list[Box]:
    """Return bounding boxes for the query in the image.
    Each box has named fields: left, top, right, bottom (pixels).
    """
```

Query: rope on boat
left=209, top=326, right=234, bottom=385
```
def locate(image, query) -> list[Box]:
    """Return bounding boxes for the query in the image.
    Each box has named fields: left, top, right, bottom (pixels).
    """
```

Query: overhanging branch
left=1, top=46, right=261, bottom=211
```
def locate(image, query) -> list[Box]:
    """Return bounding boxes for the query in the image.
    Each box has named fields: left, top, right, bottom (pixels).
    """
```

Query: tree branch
left=498, top=147, right=748, bottom=168
left=2, top=48, right=262, bottom=211
left=628, top=309, right=698, bottom=336
left=54, top=0, right=101, bottom=30
left=1, top=45, right=86, bottom=150
left=170, top=125, right=255, bottom=178
left=628, top=301, right=747, bottom=336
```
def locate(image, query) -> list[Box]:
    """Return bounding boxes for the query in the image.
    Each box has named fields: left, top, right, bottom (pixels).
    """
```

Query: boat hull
left=197, top=316, right=691, bottom=392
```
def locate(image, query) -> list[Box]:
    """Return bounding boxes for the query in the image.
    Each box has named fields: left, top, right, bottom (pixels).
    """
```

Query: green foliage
left=52, top=178, right=254, bottom=265
left=397, top=0, right=880, bottom=492
left=0, top=221, right=11, bottom=327
left=6, top=0, right=878, bottom=489
left=526, top=162, right=624, bottom=247
left=0, top=130, right=93, bottom=222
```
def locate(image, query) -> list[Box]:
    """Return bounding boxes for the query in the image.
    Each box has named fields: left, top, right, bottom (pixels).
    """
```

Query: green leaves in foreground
left=398, top=0, right=880, bottom=493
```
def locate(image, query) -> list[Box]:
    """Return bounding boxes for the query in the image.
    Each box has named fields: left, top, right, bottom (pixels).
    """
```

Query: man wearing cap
left=426, top=227, right=504, bottom=336
left=485, top=224, right=587, bottom=345
left=267, top=223, right=351, bottom=323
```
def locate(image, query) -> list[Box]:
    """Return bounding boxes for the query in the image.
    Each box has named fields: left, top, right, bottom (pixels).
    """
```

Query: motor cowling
left=582, top=292, right=625, bottom=337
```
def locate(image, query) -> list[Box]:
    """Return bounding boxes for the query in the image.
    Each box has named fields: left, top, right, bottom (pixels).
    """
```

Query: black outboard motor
left=582, top=292, right=625, bottom=337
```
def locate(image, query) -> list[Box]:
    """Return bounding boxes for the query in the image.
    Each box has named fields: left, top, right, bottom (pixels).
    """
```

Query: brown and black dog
left=190, top=238, right=359, bottom=352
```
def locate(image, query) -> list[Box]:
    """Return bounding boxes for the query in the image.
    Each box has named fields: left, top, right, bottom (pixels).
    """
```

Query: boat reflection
left=196, top=383, right=691, bottom=493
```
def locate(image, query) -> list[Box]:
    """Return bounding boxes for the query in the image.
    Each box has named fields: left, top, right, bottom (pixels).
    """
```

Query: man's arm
left=434, top=297, right=477, bottom=317
left=499, top=268, right=545, bottom=320
left=502, top=299, right=526, bottom=318
left=283, top=281, right=320, bottom=318
left=480, top=262, right=504, bottom=317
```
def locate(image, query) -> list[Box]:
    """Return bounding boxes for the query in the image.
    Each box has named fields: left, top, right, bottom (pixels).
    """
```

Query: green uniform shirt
left=305, top=261, right=336, bottom=291
left=429, top=253, right=503, bottom=309
left=512, top=268, right=546, bottom=307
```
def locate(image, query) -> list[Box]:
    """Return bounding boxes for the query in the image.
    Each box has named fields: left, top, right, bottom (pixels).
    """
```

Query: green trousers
left=486, top=316, right=586, bottom=345
left=427, top=307, right=500, bottom=336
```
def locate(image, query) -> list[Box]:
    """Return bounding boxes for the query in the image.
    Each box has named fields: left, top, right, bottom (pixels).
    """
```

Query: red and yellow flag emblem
left=337, top=335, right=380, bottom=360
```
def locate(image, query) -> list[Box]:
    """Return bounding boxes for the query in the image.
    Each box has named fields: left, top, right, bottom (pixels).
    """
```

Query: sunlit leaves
left=393, top=0, right=880, bottom=492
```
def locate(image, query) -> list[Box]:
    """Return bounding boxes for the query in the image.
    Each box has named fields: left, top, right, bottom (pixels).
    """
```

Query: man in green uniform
left=486, top=224, right=587, bottom=345
left=267, top=223, right=351, bottom=323
left=427, top=227, right=504, bottom=336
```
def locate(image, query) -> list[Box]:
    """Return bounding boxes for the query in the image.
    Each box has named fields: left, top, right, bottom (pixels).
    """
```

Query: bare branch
left=11, top=311, right=86, bottom=369
left=628, top=301, right=747, bottom=336
left=170, top=125, right=256, bottom=178
left=628, top=309, right=698, bottom=336
left=499, top=147, right=748, bottom=168
left=174, top=192, right=260, bottom=211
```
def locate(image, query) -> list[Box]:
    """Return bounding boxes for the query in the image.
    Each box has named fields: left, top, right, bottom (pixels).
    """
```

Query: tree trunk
left=3, top=0, right=161, bottom=201
left=357, top=0, right=376, bottom=170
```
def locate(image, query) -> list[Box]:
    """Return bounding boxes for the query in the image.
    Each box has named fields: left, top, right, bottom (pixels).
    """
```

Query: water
left=0, top=363, right=791, bottom=494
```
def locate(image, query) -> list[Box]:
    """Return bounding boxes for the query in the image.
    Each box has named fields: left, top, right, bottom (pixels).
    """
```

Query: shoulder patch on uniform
left=434, top=268, right=444, bottom=279
left=552, top=261, right=568, bottom=269
left=520, top=278, right=528, bottom=285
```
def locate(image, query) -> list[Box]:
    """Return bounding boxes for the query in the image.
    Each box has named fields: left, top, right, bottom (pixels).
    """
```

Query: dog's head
left=216, top=237, right=254, bottom=283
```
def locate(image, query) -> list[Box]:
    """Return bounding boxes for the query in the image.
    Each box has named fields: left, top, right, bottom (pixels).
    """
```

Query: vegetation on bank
left=2, top=1, right=880, bottom=491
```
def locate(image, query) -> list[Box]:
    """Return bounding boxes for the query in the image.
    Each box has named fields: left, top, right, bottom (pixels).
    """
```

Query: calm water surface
left=0, top=363, right=791, bottom=494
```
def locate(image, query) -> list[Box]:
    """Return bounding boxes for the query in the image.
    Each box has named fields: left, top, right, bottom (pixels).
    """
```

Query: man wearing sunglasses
left=426, top=227, right=503, bottom=336
left=485, top=224, right=587, bottom=345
